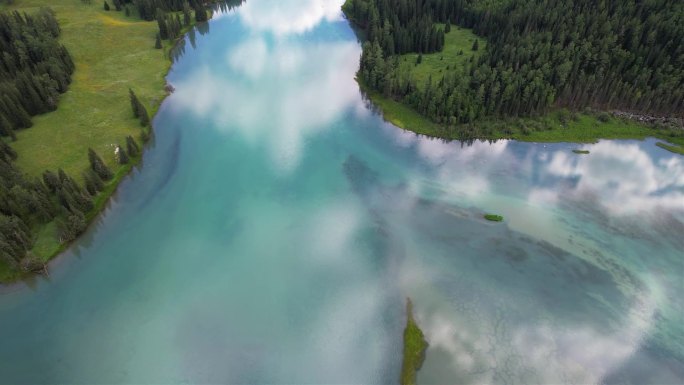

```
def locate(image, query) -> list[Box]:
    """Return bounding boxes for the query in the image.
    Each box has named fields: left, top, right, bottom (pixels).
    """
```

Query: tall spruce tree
left=88, top=148, right=113, bottom=181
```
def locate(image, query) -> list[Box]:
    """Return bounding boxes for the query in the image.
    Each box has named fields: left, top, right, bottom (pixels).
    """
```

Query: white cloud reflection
left=537, top=141, right=684, bottom=215
left=173, top=33, right=360, bottom=173
left=237, top=0, right=345, bottom=36
left=414, top=274, right=659, bottom=385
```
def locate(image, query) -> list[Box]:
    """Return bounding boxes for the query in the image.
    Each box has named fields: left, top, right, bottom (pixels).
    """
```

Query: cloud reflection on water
left=542, top=141, right=684, bottom=214
left=375, top=128, right=684, bottom=383
left=172, top=17, right=360, bottom=173
left=237, top=0, right=345, bottom=36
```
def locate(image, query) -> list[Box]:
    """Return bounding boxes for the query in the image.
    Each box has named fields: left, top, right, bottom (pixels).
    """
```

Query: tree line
left=107, top=0, right=208, bottom=22
left=344, top=0, right=445, bottom=55
left=345, top=0, right=684, bottom=132
left=0, top=8, right=74, bottom=139
left=0, top=88, right=148, bottom=275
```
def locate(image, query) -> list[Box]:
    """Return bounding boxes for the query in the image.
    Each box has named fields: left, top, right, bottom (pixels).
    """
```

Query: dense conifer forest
left=344, top=0, right=684, bottom=132
left=0, top=8, right=74, bottom=137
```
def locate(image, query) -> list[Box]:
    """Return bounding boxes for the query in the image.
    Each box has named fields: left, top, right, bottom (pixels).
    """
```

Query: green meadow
left=0, top=0, right=178, bottom=280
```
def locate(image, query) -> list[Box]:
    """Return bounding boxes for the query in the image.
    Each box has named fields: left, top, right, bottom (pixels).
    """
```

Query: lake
left=1, top=0, right=683, bottom=383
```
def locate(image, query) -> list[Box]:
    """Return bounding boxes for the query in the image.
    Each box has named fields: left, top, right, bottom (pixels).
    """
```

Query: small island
left=572, top=149, right=590, bottom=154
left=401, top=298, right=428, bottom=385
left=484, top=214, right=504, bottom=222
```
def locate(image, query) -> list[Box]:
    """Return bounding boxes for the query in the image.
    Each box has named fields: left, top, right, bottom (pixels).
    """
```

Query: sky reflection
left=236, top=0, right=345, bottom=36
left=1, top=1, right=682, bottom=383
left=171, top=3, right=359, bottom=173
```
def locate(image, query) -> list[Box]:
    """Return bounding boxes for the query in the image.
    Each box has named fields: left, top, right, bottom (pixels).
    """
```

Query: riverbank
left=0, top=1, right=203, bottom=283
left=359, top=77, right=684, bottom=153
left=345, top=4, right=684, bottom=154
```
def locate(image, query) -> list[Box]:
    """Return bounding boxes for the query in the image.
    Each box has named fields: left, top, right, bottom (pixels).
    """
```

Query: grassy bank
left=0, top=1, right=194, bottom=282
left=360, top=73, right=684, bottom=153
left=401, top=298, right=429, bottom=385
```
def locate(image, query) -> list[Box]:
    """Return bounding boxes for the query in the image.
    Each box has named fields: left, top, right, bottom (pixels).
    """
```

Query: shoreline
left=0, top=4, right=213, bottom=285
left=358, top=77, right=684, bottom=154
left=343, top=9, right=684, bottom=155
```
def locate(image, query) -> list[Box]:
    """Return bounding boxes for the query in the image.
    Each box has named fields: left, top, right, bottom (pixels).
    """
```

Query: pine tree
left=42, top=170, right=61, bottom=193
left=0, top=115, right=16, bottom=141
left=126, top=135, right=140, bottom=157
left=57, top=210, right=86, bottom=243
left=139, top=103, right=150, bottom=127
left=156, top=9, right=169, bottom=39
left=155, top=33, right=163, bottom=49
left=445, top=20, right=451, bottom=34
left=116, top=145, right=129, bottom=164
left=88, top=148, right=113, bottom=181
left=82, top=169, right=104, bottom=195
left=0, top=140, right=17, bottom=161
left=194, top=3, right=208, bottom=22
left=183, top=1, right=192, bottom=26
left=472, top=39, right=479, bottom=51
left=129, top=88, right=140, bottom=118
left=104, top=1, right=110, bottom=11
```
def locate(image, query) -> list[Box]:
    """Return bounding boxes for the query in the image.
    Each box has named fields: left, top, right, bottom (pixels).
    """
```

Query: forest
left=344, top=0, right=684, bottom=134
left=0, top=8, right=74, bottom=137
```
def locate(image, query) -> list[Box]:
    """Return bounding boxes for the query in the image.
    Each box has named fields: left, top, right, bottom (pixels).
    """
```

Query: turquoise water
left=1, top=1, right=684, bottom=383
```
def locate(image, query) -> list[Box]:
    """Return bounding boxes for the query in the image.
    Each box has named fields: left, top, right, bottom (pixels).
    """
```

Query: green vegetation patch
left=401, top=298, right=428, bottom=385
left=1, top=0, right=170, bottom=178
left=572, top=149, right=590, bottom=154
left=398, top=25, right=483, bottom=89
left=484, top=214, right=504, bottom=222
left=358, top=79, right=441, bottom=135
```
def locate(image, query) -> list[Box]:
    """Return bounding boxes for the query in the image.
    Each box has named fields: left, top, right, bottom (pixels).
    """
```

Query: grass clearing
left=0, top=0, right=188, bottom=281
left=398, top=25, right=483, bottom=89
left=2, top=0, right=170, bottom=178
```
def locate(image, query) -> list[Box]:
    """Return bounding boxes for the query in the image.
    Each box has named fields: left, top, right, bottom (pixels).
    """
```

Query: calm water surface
left=1, top=0, right=683, bottom=383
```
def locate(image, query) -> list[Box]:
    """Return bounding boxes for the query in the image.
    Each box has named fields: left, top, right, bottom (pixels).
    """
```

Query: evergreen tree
left=42, top=170, right=61, bottom=193
left=126, top=135, right=140, bottom=157
left=155, top=33, right=163, bottom=49
left=183, top=1, right=192, bottom=26
left=116, top=145, right=129, bottom=164
left=194, top=3, right=208, bottom=22
left=0, top=115, right=16, bottom=141
left=88, top=148, right=113, bottom=181
left=82, top=169, right=104, bottom=196
left=129, top=88, right=141, bottom=118
left=57, top=210, right=86, bottom=242
left=139, top=103, right=150, bottom=127
left=104, top=1, right=110, bottom=11
left=156, top=9, right=169, bottom=39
